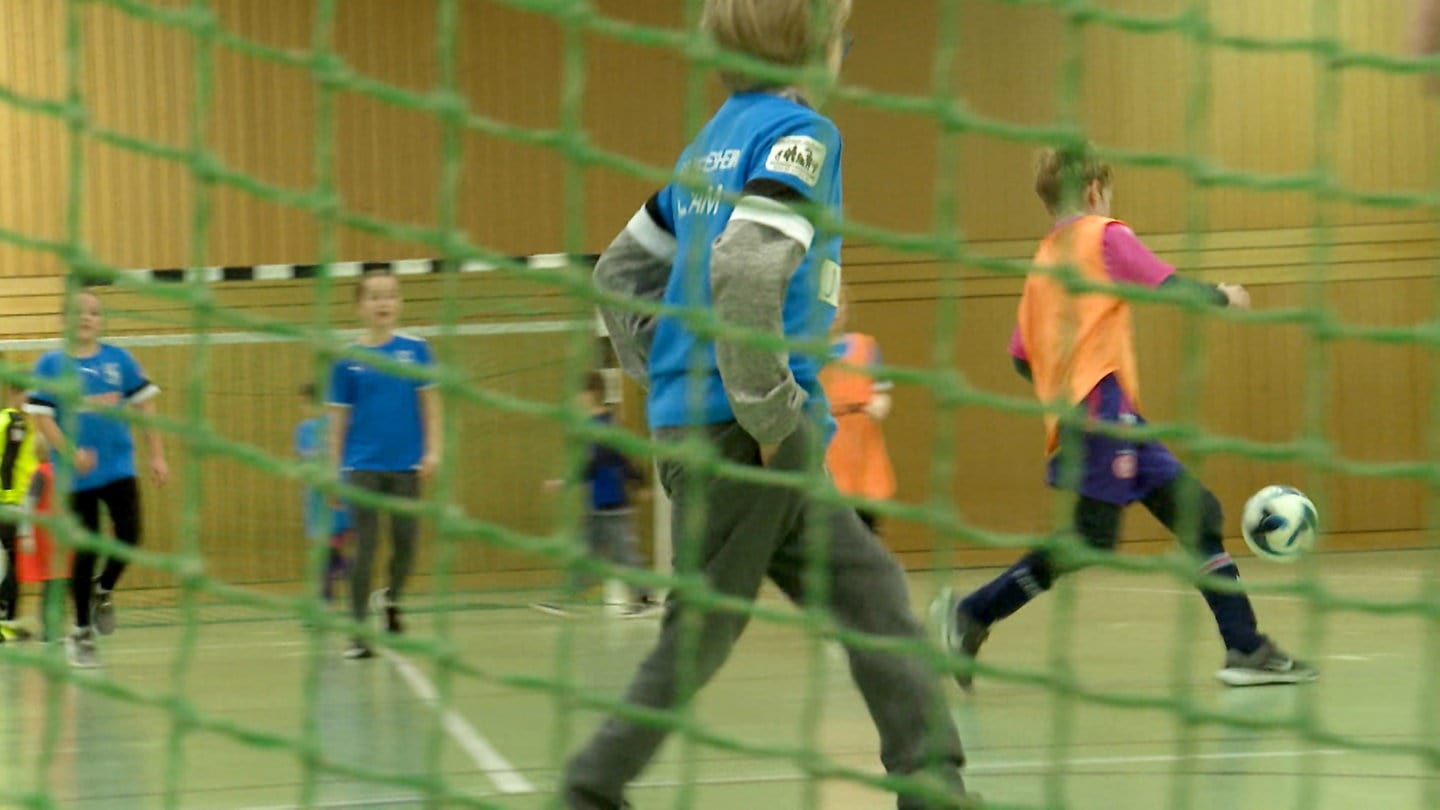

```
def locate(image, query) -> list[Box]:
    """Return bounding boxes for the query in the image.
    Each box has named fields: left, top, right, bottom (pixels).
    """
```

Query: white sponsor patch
left=765, top=135, right=826, bottom=187
left=818, top=259, right=841, bottom=306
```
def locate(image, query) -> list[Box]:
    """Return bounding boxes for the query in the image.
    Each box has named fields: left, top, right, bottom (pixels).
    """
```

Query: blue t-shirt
left=27, top=343, right=158, bottom=491
left=295, top=415, right=352, bottom=536
left=585, top=412, right=641, bottom=511
left=328, top=333, right=434, bottom=472
left=646, top=91, right=843, bottom=434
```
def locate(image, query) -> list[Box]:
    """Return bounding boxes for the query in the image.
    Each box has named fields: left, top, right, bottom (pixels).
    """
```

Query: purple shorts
left=1046, top=376, right=1182, bottom=505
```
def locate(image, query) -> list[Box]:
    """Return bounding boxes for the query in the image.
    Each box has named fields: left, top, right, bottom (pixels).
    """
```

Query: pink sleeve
left=1008, top=325, right=1027, bottom=361
left=1102, top=222, right=1175, bottom=287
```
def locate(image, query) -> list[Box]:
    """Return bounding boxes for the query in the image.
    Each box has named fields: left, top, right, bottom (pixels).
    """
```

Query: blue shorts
left=1046, top=376, right=1182, bottom=505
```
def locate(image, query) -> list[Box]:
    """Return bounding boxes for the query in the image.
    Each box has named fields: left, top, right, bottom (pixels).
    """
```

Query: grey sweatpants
left=347, top=470, right=420, bottom=623
left=567, top=509, right=651, bottom=600
left=562, top=421, right=966, bottom=809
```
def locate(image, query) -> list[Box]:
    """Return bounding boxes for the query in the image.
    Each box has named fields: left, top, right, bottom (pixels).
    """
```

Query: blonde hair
left=1034, top=143, right=1112, bottom=213
left=702, top=0, right=852, bottom=89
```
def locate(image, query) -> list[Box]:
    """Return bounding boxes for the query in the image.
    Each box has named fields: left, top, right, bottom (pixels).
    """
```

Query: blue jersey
left=328, top=333, right=434, bottom=472
left=295, top=415, right=352, bottom=536
left=27, top=344, right=158, bottom=491
left=584, top=412, right=642, bottom=511
left=646, top=92, right=843, bottom=432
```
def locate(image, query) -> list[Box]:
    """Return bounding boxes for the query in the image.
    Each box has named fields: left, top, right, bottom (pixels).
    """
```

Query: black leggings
left=0, top=520, right=16, bottom=621
left=70, top=477, right=140, bottom=629
left=1025, top=472, right=1225, bottom=588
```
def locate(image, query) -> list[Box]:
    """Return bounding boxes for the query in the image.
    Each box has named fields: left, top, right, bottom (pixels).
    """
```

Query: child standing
left=819, top=287, right=896, bottom=533
left=16, top=459, right=66, bottom=642
left=328, top=268, right=441, bottom=660
left=295, top=383, right=352, bottom=606
left=531, top=371, right=661, bottom=619
left=0, top=384, right=41, bottom=631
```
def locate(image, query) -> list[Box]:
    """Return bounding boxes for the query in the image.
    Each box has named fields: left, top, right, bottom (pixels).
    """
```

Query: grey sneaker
left=930, top=587, right=989, bottom=692
left=92, top=589, right=116, bottom=636
left=67, top=627, right=99, bottom=669
left=1217, top=638, right=1318, bottom=687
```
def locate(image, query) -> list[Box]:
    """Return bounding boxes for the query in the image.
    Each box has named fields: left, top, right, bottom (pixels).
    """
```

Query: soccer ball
left=1240, top=485, right=1318, bottom=563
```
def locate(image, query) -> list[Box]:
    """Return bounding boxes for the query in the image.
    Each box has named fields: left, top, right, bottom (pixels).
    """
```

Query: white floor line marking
left=625, top=747, right=1350, bottom=791
left=967, top=747, right=1348, bottom=773
left=240, top=794, right=425, bottom=810
left=381, top=648, right=537, bottom=795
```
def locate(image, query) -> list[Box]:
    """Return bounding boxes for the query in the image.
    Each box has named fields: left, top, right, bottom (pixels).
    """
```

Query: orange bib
left=1017, top=215, right=1142, bottom=455
left=819, top=333, right=897, bottom=501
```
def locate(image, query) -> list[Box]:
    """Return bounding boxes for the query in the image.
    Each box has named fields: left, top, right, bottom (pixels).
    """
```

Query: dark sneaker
left=1217, top=638, right=1318, bottom=687
left=930, top=587, right=990, bottom=692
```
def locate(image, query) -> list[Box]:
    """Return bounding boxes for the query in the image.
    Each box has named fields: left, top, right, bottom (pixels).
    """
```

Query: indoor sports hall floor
left=0, top=550, right=1434, bottom=809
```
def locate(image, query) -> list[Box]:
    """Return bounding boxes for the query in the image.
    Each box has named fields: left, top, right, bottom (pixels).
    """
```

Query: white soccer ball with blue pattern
left=1241, top=485, right=1318, bottom=563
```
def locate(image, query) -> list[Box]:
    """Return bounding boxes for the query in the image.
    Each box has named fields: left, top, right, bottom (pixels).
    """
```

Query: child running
left=931, top=144, right=1318, bottom=689
left=27, top=289, right=167, bottom=668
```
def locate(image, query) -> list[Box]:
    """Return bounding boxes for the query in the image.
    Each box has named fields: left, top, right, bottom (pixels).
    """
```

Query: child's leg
left=39, top=580, right=65, bottom=641
left=95, top=478, right=141, bottom=593
left=69, top=489, right=103, bottom=631
left=0, top=522, right=17, bottom=621
left=1140, top=471, right=1264, bottom=654
left=385, top=472, right=420, bottom=604
left=769, top=501, right=968, bottom=806
left=960, top=495, right=1122, bottom=626
left=347, top=472, right=382, bottom=625
left=592, top=510, right=649, bottom=600
left=562, top=423, right=802, bottom=808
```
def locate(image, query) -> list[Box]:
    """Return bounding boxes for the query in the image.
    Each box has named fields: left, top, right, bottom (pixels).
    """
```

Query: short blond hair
left=1034, top=143, right=1112, bottom=212
left=702, top=0, right=851, bottom=89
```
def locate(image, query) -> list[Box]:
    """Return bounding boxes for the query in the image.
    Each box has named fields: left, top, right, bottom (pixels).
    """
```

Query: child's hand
left=862, top=393, right=892, bottom=421
left=150, top=455, right=169, bottom=486
left=418, top=451, right=440, bottom=480
left=74, top=448, right=97, bottom=476
left=1218, top=283, right=1251, bottom=310
left=18, top=534, right=34, bottom=555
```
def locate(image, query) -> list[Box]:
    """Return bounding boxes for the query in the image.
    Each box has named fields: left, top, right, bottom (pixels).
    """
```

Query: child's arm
left=328, top=406, right=349, bottom=476
left=134, top=397, right=168, bottom=486
left=1415, top=0, right=1440, bottom=92
left=1104, top=223, right=1249, bottom=309
left=711, top=215, right=808, bottom=460
left=419, top=386, right=442, bottom=479
left=28, top=412, right=94, bottom=476
left=595, top=191, right=677, bottom=389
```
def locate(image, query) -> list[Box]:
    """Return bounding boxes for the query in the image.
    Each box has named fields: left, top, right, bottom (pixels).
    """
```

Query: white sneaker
left=67, top=627, right=99, bottom=669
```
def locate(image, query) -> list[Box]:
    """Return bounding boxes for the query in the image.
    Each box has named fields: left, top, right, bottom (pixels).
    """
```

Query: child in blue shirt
left=328, top=269, right=441, bottom=659
left=27, top=289, right=167, bottom=668
left=530, top=371, right=660, bottom=619
left=562, top=1, right=972, bottom=807
left=295, top=383, right=352, bottom=605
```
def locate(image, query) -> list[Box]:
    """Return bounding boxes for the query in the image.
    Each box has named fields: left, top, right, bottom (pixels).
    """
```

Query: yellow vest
left=0, top=408, right=39, bottom=506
